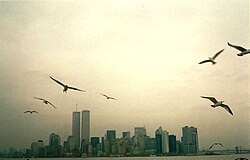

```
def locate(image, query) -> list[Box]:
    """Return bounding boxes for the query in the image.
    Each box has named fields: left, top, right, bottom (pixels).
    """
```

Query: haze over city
left=0, top=0, right=249, bottom=151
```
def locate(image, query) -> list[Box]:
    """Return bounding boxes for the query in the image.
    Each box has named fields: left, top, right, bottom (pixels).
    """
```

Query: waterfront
left=4, top=154, right=250, bottom=160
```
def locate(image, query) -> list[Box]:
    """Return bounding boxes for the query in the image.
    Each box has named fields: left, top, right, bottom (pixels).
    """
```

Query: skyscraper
left=155, top=126, right=169, bottom=155
left=72, top=112, right=80, bottom=150
left=169, top=135, right=177, bottom=153
left=162, top=130, right=169, bottom=154
left=134, top=126, right=147, bottom=154
left=134, top=127, right=147, bottom=137
left=155, top=127, right=163, bottom=155
left=82, top=110, right=90, bottom=144
left=182, top=126, right=199, bottom=154
left=107, top=130, right=116, bottom=140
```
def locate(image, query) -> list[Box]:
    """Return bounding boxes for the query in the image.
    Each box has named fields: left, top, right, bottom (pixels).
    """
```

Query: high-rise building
left=91, top=137, right=100, bottom=156
left=91, top=137, right=100, bottom=149
left=134, top=126, right=147, bottom=154
left=169, top=135, right=177, bottom=153
left=155, top=127, right=163, bottom=154
left=82, top=110, right=90, bottom=143
left=104, top=130, right=116, bottom=156
left=31, top=140, right=44, bottom=157
left=72, top=112, right=80, bottom=150
left=162, top=130, right=169, bottom=153
left=49, top=133, right=61, bottom=147
left=48, top=133, right=62, bottom=157
left=155, top=126, right=169, bottom=155
left=122, top=131, right=131, bottom=139
left=107, top=130, right=116, bottom=140
left=182, top=126, right=199, bottom=154
left=135, top=127, right=147, bottom=137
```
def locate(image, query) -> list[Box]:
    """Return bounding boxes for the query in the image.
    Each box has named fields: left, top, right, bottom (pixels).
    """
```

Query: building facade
left=182, top=126, right=199, bottom=154
left=72, top=112, right=80, bottom=150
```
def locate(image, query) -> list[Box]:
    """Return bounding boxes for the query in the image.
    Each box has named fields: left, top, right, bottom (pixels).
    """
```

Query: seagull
left=201, top=96, right=233, bottom=115
left=209, top=142, right=224, bottom=149
left=228, top=42, right=250, bottom=56
left=50, top=76, right=85, bottom=93
left=24, top=111, right=38, bottom=114
left=33, top=97, right=57, bottom=109
left=100, top=93, right=117, bottom=100
left=198, top=49, right=224, bottom=65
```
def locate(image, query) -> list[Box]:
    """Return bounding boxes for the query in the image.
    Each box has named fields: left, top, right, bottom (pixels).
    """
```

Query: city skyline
left=0, top=0, right=249, bottom=151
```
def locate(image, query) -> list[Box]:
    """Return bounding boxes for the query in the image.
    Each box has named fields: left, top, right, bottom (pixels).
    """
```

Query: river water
left=5, top=154, right=250, bottom=160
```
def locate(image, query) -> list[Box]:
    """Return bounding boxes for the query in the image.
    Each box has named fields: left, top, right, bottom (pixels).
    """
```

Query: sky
left=0, top=0, right=249, bottom=151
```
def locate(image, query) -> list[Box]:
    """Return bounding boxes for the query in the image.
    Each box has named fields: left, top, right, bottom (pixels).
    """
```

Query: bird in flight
left=201, top=96, right=233, bottom=115
left=50, top=76, right=85, bottom=93
left=33, top=97, right=57, bottom=109
left=100, top=93, right=117, bottom=100
left=198, top=49, right=224, bottom=65
left=228, top=42, right=250, bottom=56
left=24, top=111, right=38, bottom=114
left=209, top=142, right=224, bottom=149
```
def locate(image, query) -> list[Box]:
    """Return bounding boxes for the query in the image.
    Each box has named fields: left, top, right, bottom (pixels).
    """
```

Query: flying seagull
left=209, top=142, right=224, bottom=149
left=33, top=97, right=57, bottom=109
left=201, top=96, right=233, bottom=115
left=50, top=76, right=85, bottom=93
left=228, top=42, right=250, bottom=56
left=198, top=49, right=224, bottom=65
left=100, top=93, right=117, bottom=100
left=24, top=111, right=38, bottom=114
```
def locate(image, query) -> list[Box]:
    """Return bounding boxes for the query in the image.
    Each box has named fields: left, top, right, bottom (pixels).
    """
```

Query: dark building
left=144, top=136, right=156, bottom=155
left=169, top=135, right=177, bottom=154
left=91, top=137, right=100, bottom=156
left=104, top=130, right=116, bottom=156
left=122, top=131, right=131, bottom=139
left=107, top=130, right=116, bottom=140
left=155, top=127, right=163, bottom=155
left=101, top=137, right=105, bottom=153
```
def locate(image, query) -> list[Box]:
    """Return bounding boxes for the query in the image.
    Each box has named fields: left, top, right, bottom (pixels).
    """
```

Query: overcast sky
left=0, top=0, right=249, bottom=150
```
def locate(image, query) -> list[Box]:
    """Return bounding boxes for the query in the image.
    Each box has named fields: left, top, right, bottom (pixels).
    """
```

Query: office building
left=72, top=112, right=80, bottom=150
left=107, top=130, right=116, bottom=140
left=169, top=135, right=177, bottom=153
left=182, top=126, right=199, bottom=154
left=82, top=110, right=90, bottom=143
left=122, top=131, right=131, bottom=139
left=155, top=126, right=169, bottom=155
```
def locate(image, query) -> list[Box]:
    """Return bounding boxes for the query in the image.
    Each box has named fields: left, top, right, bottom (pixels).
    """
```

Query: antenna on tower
left=76, top=102, right=78, bottom=112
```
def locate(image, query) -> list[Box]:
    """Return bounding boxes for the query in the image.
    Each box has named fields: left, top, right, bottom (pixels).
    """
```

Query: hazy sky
left=0, top=0, right=249, bottom=150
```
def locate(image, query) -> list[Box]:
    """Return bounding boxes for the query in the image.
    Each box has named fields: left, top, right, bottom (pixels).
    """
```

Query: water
left=4, top=154, right=250, bottom=160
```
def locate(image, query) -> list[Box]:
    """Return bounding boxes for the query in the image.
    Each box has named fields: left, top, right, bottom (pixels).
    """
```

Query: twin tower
left=72, top=110, right=90, bottom=153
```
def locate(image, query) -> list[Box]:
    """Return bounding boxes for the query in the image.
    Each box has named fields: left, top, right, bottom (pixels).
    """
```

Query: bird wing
left=68, top=86, right=85, bottom=92
left=100, top=93, right=108, bottom=98
left=212, top=49, right=224, bottom=59
left=109, top=97, right=117, bottom=100
left=47, top=101, right=57, bottom=109
left=209, top=144, right=214, bottom=149
left=228, top=42, right=247, bottom=52
left=33, top=97, right=45, bottom=101
left=198, top=60, right=211, bottom=64
left=220, top=104, right=233, bottom=115
left=50, top=76, right=65, bottom=87
left=32, top=111, right=39, bottom=114
left=24, top=111, right=31, bottom=113
left=218, top=143, right=224, bottom=147
left=201, top=96, right=218, bottom=103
